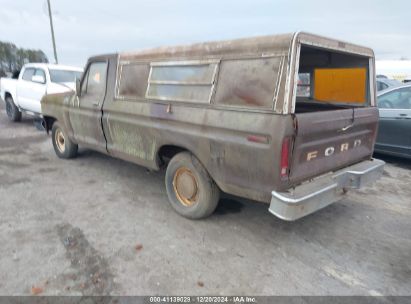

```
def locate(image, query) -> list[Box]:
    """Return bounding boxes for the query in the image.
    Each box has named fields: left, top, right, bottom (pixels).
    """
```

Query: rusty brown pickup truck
left=41, top=32, right=385, bottom=220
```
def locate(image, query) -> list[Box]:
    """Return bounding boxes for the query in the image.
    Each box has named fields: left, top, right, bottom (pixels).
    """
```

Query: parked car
left=40, top=32, right=384, bottom=221
left=376, top=78, right=402, bottom=91
left=375, top=84, right=411, bottom=158
left=0, top=63, right=83, bottom=122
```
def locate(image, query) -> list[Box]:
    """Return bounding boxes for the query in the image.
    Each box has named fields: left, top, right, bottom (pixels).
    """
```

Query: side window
left=146, top=62, right=218, bottom=103
left=378, top=87, right=411, bottom=109
left=214, top=57, right=281, bottom=108
left=22, top=68, right=35, bottom=81
left=34, top=69, right=46, bottom=83
left=81, top=62, right=107, bottom=100
left=297, top=73, right=311, bottom=97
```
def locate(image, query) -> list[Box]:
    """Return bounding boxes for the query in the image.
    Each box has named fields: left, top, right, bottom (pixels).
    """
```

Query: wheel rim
left=5, top=101, right=12, bottom=118
left=55, top=129, right=66, bottom=153
left=172, top=167, right=199, bottom=207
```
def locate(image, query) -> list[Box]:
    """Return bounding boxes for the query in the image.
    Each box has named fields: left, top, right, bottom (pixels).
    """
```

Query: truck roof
left=23, top=63, right=83, bottom=72
left=117, top=32, right=374, bottom=63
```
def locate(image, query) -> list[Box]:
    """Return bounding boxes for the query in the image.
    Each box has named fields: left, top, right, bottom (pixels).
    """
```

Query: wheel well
left=43, top=116, right=56, bottom=133
left=157, top=145, right=187, bottom=168
left=4, top=92, right=12, bottom=100
left=157, top=144, right=221, bottom=193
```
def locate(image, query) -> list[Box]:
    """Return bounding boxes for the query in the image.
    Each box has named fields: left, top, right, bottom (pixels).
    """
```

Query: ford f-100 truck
left=0, top=63, right=83, bottom=121
left=40, top=32, right=385, bottom=220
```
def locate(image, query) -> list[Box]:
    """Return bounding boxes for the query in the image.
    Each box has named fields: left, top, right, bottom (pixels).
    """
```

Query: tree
left=0, top=41, right=48, bottom=77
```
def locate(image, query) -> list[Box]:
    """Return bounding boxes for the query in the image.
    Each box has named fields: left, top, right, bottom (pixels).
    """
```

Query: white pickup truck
left=0, top=63, right=83, bottom=122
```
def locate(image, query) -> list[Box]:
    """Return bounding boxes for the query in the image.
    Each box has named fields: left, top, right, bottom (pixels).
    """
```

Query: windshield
left=49, top=69, right=82, bottom=83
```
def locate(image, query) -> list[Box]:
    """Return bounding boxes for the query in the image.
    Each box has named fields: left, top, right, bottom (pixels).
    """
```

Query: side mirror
left=32, top=75, right=46, bottom=84
left=75, top=78, right=81, bottom=97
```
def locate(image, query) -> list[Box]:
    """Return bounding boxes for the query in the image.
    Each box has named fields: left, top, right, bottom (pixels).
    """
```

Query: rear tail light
left=280, top=137, right=291, bottom=179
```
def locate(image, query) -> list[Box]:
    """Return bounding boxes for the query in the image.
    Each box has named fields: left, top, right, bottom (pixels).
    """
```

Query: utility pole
left=46, top=0, right=58, bottom=64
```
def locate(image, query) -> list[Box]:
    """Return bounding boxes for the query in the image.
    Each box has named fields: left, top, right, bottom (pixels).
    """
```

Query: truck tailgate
left=289, top=107, right=379, bottom=184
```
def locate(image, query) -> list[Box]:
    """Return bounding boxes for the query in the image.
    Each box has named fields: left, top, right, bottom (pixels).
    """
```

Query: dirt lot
left=0, top=103, right=410, bottom=296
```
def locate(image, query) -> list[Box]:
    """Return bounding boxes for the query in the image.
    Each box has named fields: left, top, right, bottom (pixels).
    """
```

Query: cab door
left=68, top=61, right=107, bottom=152
left=376, top=86, right=411, bottom=157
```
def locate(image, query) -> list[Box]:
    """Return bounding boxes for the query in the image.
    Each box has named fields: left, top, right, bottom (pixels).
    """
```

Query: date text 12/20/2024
left=149, top=296, right=257, bottom=303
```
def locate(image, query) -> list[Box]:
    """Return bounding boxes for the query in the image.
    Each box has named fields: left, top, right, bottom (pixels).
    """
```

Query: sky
left=0, top=0, right=410, bottom=68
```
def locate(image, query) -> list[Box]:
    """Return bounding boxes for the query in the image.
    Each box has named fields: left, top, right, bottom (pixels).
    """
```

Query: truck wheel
left=51, top=122, right=78, bottom=159
left=5, top=96, right=22, bottom=122
left=165, top=152, right=220, bottom=219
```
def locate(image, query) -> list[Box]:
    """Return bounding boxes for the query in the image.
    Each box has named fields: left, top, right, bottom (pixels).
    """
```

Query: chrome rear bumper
left=269, top=159, right=385, bottom=221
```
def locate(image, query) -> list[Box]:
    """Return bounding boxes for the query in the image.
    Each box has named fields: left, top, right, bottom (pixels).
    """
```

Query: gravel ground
left=0, top=102, right=410, bottom=296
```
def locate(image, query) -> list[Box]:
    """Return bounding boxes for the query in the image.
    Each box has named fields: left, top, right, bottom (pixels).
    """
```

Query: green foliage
left=0, top=41, right=48, bottom=77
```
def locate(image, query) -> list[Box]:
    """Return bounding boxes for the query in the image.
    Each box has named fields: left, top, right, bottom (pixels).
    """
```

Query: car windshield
left=49, top=69, right=82, bottom=83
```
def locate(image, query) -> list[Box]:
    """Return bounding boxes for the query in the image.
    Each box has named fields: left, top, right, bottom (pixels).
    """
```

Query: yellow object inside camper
left=314, top=68, right=367, bottom=104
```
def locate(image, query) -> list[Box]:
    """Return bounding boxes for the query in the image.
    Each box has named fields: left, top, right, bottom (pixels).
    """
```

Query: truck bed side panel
left=102, top=100, right=295, bottom=202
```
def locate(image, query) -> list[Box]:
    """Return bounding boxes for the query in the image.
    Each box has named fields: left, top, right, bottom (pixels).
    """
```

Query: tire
left=51, top=122, right=78, bottom=159
left=165, top=152, right=220, bottom=219
left=5, top=96, right=22, bottom=122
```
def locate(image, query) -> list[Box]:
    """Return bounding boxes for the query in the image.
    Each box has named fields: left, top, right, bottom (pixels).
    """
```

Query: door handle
left=92, top=102, right=100, bottom=107
left=399, top=113, right=407, bottom=116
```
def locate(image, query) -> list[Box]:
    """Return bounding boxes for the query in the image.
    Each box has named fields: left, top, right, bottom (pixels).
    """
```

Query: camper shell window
left=215, top=57, right=281, bottom=109
left=295, top=45, right=371, bottom=113
left=117, top=63, right=150, bottom=98
left=146, top=61, right=218, bottom=103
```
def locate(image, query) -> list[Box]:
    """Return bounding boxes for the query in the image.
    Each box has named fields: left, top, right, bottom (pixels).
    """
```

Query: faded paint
left=40, top=32, right=379, bottom=204
left=108, top=122, right=156, bottom=161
